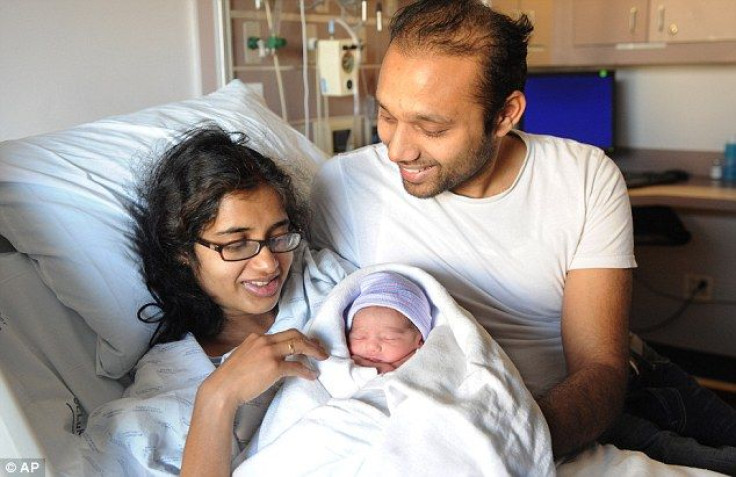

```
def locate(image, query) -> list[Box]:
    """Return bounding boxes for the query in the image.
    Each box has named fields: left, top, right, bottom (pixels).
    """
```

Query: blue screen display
left=521, top=71, right=615, bottom=151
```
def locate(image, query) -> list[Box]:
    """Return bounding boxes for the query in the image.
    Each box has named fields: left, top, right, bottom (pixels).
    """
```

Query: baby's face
left=348, top=306, right=424, bottom=367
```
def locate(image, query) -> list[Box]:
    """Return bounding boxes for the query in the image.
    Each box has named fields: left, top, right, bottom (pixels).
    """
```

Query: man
left=312, top=0, right=633, bottom=457
left=310, top=0, right=736, bottom=471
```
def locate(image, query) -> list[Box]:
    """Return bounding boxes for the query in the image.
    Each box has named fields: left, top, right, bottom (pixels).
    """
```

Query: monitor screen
left=520, top=70, right=615, bottom=153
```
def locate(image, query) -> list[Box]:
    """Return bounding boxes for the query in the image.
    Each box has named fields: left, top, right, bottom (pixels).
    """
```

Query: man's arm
left=537, top=267, right=632, bottom=457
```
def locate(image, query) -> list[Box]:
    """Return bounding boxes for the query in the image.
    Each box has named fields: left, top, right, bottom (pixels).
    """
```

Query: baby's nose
left=366, top=340, right=381, bottom=353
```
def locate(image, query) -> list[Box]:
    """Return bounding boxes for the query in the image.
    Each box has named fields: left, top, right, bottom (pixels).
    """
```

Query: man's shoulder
left=525, top=132, right=609, bottom=165
left=521, top=131, right=615, bottom=177
left=316, top=143, right=390, bottom=182
left=331, top=143, right=386, bottom=165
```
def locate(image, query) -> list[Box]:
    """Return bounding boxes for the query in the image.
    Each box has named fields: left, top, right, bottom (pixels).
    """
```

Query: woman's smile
left=241, top=273, right=283, bottom=297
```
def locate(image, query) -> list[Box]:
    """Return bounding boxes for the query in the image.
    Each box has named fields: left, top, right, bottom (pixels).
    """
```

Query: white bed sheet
left=0, top=252, right=124, bottom=475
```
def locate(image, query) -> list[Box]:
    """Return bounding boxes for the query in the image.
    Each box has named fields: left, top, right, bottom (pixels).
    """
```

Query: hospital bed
left=0, top=80, right=724, bottom=476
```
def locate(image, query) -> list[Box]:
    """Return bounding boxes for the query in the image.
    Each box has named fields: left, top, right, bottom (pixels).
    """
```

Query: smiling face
left=376, top=45, right=499, bottom=199
left=347, top=306, right=424, bottom=367
left=193, top=185, right=295, bottom=327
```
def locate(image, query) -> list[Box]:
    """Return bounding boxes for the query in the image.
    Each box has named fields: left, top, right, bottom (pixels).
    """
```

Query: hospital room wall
left=615, top=65, right=736, bottom=360
left=0, top=0, right=217, bottom=141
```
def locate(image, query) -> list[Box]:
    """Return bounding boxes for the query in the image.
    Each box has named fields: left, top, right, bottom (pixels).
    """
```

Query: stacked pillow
left=0, top=80, right=327, bottom=378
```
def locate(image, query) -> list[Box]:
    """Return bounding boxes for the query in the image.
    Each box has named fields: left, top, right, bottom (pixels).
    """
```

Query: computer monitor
left=520, top=70, right=615, bottom=153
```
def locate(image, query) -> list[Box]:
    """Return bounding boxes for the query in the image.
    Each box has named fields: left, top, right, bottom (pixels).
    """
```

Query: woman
left=127, top=126, right=348, bottom=476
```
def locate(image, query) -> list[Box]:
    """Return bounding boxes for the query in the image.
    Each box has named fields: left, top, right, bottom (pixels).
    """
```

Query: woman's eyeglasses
left=196, top=232, right=302, bottom=261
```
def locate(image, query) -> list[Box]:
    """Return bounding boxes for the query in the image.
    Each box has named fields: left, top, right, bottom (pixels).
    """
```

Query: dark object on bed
left=0, top=234, right=16, bottom=253
left=632, top=206, right=691, bottom=246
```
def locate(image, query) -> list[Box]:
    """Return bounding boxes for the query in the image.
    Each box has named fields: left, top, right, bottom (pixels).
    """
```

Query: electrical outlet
left=242, top=21, right=262, bottom=65
left=683, top=274, right=713, bottom=302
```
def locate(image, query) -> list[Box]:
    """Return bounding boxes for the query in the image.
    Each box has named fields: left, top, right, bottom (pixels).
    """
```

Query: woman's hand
left=204, top=328, right=328, bottom=408
left=181, top=329, right=328, bottom=477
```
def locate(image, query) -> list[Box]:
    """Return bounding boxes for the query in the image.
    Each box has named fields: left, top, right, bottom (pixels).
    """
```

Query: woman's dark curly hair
left=129, top=126, right=309, bottom=346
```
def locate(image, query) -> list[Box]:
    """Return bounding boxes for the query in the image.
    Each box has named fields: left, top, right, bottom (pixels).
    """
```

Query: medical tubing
left=315, top=64, right=322, bottom=131
left=300, top=0, right=310, bottom=140
left=332, top=17, right=361, bottom=53
left=265, top=0, right=288, bottom=121
left=332, top=16, right=362, bottom=146
left=272, top=0, right=283, bottom=38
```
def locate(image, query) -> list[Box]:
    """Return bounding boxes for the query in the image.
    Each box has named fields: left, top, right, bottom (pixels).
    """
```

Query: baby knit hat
left=345, top=271, right=433, bottom=340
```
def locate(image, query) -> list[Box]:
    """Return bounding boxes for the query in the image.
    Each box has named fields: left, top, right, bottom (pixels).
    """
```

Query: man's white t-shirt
left=310, top=131, right=636, bottom=396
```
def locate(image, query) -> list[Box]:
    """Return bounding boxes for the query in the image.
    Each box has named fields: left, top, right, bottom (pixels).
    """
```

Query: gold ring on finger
left=288, top=340, right=295, bottom=355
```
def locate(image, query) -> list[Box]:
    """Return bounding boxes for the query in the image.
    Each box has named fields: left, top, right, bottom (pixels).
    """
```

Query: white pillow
left=0, top=80, right=327, bottom=378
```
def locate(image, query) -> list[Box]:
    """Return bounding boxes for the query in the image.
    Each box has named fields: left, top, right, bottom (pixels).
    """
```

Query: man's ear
left=495, top=90, right=526, bottom=137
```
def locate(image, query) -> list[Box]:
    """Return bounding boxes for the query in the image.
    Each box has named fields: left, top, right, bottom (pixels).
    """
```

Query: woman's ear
left=177, top=252, right=191, bottom=266
left=495, top=90, right=526, bottom=137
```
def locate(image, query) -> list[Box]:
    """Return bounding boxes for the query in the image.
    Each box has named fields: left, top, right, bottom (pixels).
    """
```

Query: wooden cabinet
left=492, top=0, right=556, bottom=65
left=647, top=0, right=736, bottom=44
left=573, top=0, right=650, bottom=45
left=489, top=0, right=520, bottom=15
left=557, top=0, right=736, bottom=67
left=523, top=0, right=555, bottom=55
left=572, top=0, right=736, bottom=46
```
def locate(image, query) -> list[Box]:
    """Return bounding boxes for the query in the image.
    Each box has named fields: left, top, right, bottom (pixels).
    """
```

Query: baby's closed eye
left=380, top=334, right=402, bottom=341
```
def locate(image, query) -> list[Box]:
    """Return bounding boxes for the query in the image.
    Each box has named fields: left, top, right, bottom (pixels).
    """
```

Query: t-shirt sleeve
left=310, top=159, right=361, bottom=268
left=569, top=153, right=637, bottom=270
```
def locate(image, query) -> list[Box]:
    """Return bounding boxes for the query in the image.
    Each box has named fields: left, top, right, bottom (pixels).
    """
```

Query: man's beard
left=402, top=133, right=498, bottom=199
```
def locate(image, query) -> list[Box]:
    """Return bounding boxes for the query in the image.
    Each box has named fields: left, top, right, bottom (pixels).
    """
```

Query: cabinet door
left=521, top=0, right=554, bottom=49
left=648, top=0, right=736, bottom=43
left=491, top=0, right=554, bottom=64
left=572, top=0, right=650, bottom=45
left=490, top=0, right=521, bottom=17
left=491, top=1, right=553, bottom=47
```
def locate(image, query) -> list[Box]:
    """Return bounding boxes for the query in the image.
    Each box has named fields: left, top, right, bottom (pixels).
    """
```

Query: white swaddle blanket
left=236, top=264, right=555, bottom=477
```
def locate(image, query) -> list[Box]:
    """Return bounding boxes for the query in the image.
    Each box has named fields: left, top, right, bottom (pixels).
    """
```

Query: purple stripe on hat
left=345, top=271, right=433, bottom=339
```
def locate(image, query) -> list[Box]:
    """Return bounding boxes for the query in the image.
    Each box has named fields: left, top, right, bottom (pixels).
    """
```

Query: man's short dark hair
left=390, top=0, right=533, bottom=134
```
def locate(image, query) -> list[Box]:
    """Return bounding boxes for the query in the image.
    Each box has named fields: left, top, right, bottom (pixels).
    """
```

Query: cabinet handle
left=657, top=5, right=666, bottom=32
left=629, top=7, right=638, bottom=33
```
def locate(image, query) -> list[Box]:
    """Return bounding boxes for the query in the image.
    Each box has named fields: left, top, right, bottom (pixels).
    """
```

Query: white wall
left=616, top=65, right=736, bottom=152
left=0, top=0, right=205, bottom=141
left=632, top=211, right=736, bottom=358
left=615, top=65, right=736, bottom=358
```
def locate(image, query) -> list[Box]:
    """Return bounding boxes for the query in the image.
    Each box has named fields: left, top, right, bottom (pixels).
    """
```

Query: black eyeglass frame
left=195, top=231, right=302, bottom=262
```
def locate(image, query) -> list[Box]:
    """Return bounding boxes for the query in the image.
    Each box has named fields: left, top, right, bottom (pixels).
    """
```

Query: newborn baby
left=345, top=271, right=433, bottom=374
